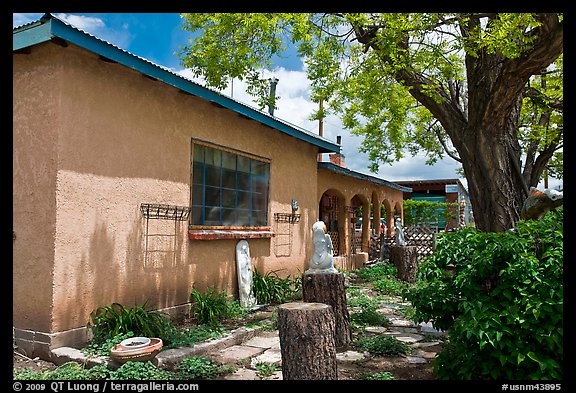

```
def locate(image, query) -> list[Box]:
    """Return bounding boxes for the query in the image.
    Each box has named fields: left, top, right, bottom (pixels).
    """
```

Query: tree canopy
left=178, top=13, right=563, bottom=232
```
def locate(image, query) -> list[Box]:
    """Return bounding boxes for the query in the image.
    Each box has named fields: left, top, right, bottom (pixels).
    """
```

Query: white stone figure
left=236, top=240, right=257, bottom=309
left=394, top=217, right=406, bottom=246
left=306, top=221, right=338, bottom=274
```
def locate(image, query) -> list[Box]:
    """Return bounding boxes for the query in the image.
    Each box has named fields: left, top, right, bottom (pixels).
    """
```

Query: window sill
left=188, top=228, right=275, bottom=240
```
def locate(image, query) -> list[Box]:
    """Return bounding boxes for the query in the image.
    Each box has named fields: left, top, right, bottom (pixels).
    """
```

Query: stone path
left=50, top=296, right=446, bottom=380
left=193, top=297, right=446, bottom=380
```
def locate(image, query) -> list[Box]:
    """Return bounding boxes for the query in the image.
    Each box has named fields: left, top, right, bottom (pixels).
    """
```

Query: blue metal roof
left=318, top=162, right=412, bottom=192
left=13, top=13, right=340, bottom=154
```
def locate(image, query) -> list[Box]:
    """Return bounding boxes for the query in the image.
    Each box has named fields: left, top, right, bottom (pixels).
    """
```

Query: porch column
left=361, top=200, right=370, bottom=252
left=339, top=198, right=349, bottom=256
left=373, top=197, right=381, bottom=237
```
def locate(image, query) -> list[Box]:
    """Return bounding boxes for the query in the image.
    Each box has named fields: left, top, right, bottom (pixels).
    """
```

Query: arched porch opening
left=319, top=189, right=345, bottom=256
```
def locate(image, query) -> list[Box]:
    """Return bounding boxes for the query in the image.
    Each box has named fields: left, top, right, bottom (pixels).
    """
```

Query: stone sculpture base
left=277, top=302, right=337, bottom=380
left=301, top=271, right=351, bottom=347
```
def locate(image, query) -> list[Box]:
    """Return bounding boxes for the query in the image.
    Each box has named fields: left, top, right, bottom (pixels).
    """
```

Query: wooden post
left=301, top=272, right=351, bottom=348
left=277, top=302, right=338, bottom=380
left=390, top=245, right=419, bottom=283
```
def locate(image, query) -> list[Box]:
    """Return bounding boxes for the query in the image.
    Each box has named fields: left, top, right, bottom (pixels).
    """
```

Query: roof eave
left=318, top=162, right=412, bottom=193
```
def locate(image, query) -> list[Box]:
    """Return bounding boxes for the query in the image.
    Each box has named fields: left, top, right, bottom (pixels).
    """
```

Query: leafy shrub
left=405, top=209, right=563, bottom=380
left=87, top=301, right=172, bottom=343
left=83, top=332, right=135, bottom=357
left=354, top=263, right=411, bottom=296
left=252, top=269, right=301, bottom=305
left=354, top=335, right=413, bottom=356
left=175, top=356, right=234, bottom=379
left=190, top=286, right=246, bottom=326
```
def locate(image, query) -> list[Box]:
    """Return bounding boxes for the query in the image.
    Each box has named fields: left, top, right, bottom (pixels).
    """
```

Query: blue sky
left=12, top=13, right=562, bottom=191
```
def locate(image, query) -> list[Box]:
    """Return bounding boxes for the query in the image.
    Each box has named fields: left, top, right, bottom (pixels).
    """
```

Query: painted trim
left=13, top=14, right=340, bottom=154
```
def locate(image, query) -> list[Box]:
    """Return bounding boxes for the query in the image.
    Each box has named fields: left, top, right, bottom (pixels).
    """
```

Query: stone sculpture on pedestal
left=306, top=221, right=338, bottom=274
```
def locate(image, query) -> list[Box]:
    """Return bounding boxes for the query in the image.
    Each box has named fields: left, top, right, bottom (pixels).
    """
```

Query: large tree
left=178, top=13, right=563, bottom=232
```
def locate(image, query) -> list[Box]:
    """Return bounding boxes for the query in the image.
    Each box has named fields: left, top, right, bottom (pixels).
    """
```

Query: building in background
left=394, top=178, right=472, bottom=230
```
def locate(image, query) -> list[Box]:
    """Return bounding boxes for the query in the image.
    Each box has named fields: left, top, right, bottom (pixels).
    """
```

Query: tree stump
left=390, top=245, right=419, bottom=283
left=301, top=272, right=351, bottom=347
left=277, top=302, right=338, bottom=380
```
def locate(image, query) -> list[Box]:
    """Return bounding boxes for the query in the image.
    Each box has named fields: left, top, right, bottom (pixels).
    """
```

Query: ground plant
left=175, top=356, right=235, bottom=379
left=87, top=301, right=172, bottom=343
left=251, top=268, right=301, bottom=305
left=190, top=286, right=246, bottom=326
left=353, top=334, right=413, bottom=356
left=406, top=209, right=563, bottom=379
left=254, top=361, right=280, bottom=380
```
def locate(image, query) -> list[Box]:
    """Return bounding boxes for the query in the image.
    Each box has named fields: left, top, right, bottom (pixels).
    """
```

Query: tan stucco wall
left=13, top=46, right=60, bottom=333
left=14, top=42, right=319, bottom=335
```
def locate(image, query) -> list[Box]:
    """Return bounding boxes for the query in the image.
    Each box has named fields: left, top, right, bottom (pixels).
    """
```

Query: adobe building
left=13, top=14, right=409, bottom=358
left=394, top=178, right=472, bottom=230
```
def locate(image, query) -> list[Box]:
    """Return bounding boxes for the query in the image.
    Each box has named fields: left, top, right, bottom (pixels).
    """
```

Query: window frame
left=190, top=138, right=271, bottom=230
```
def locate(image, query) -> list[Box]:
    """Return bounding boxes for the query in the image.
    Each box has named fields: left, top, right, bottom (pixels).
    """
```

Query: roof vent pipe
left=268, top=77, right=279, bottom=116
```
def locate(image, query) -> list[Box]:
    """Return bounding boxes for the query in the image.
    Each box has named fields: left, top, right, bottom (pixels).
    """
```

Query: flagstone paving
left=47, top=293, right=447, bottom=380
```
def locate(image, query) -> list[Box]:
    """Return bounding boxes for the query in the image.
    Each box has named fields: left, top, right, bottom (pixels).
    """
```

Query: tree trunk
left=301, top=272, right=352, bottom=347
left=277, top=302, right=338, bottom=380
left=459, top=126, right=527, bottom=232
left=390, top=245, right=419, bottom=283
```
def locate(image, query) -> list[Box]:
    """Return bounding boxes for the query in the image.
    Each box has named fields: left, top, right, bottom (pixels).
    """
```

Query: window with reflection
left=191, top=140, right=270, bottom=227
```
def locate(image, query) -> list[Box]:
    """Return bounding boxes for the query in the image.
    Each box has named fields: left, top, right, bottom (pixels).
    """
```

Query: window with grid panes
left=191, top=141, right=270, bottom=227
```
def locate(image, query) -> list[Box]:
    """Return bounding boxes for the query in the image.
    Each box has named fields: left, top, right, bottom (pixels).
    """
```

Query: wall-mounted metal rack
left=274, top=212, right=301, bottom=224
left=140, top=203, right=191, bottom=221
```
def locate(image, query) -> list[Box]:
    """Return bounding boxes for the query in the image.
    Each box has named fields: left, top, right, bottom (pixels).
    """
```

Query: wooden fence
left=370, top=224, right=437, bottom=260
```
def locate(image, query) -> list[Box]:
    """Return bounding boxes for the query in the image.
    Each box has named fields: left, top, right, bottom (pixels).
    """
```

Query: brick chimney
left=329, top=136, right=345, bottom=168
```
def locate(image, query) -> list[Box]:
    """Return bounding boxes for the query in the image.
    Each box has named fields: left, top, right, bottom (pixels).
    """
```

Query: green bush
left=190, top=286, right=238, bottom=326
left=175, top=356, right=235, bottom=379
left=87, top=301, right=173, bottom=344
left=354, top=335, right=413, bottom=356
left=252, top=269, right=301, bottom=305
left=405, top=209, right=563, bottom=380
left=108, top=361, right=172, bottom=380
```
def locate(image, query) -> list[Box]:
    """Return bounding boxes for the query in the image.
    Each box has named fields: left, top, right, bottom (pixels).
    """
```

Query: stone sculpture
left=306, top=221, right=338, bottom=274
left=394, top=217, right=406, bottom=246
left=236, top=240, right=257, bottom=309
left=521, top=187, right=563, bottom=221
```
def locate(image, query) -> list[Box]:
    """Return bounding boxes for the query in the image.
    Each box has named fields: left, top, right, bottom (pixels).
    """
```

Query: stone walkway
left=175, top=298, right=445, bottom=380
left=50, top=297, right=446, bottom=380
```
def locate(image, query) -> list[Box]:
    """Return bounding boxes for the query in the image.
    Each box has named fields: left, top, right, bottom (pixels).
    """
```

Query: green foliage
left=164, top=324, right=227, bottom=349
left=347, top=290, right=390, bottom=330
left=108, top=361, right=172, bottom=380
left=354, top=263, right=411, bottom=297
left=254, top=361, right=280, bottom=380
left=251, top=268, right=302, bottom=305
left=14, top=362, right=110, bottom=380
left=405, top=209, right=563, bottom=379
left=83, top=332, right=135, bottom=357
left=175, top=356, right=235, bottom=379
left=190, top=287, right=242, bottom=326
left=403, top=199, right=458, bottom=227
left=87, top=301, right=173, bottom=344
left=354, top=334, right=413, bottom=356
left=362, top=371, right=395, bottom=380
